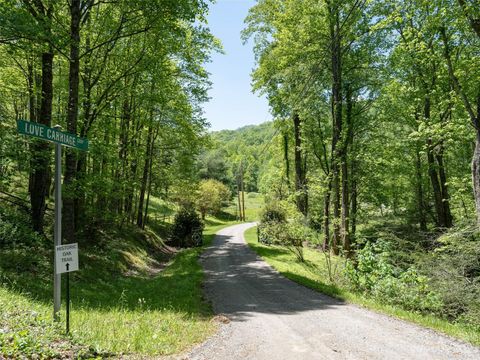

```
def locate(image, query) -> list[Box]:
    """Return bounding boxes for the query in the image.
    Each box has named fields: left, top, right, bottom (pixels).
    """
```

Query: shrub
left=259, top=220, right=313, bottom=262
left=419, top=225, right=480, bottom=326
left=170, top=207, right=204, bottom=248
left=258, top=221, right=282, bottom=245
left=260, top=203, right=286, bottom=224
left=196, top=179, right=231, bottom=219
left=345, top=239, right=442, bottom=313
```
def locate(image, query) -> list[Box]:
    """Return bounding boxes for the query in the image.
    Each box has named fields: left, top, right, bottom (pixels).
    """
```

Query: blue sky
left=203, top=0, right=271, bottom=131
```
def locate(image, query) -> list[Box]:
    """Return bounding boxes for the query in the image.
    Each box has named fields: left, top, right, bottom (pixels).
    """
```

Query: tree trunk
left=427, top=138, right=447, bottom=228
left=351, top=173, right=358, bottom=238
left=436, top=147, right=453, bottom=227
left=30, top=51, right=54, bottom=232
left=143, top=139, right=155, bottom=229
left=96, top=129, right=109, bottom=215
left=341, top=84, right=353, bottom=255
left=240, top=161, right=246, bottom=221
left=323, top=177, right=332, bottom=251
left=117, top=97, right=131, bottom=215
left=424, top=97, right=450, bottom=228
left=283, top=133, right=290, bottom=189
left=137, top=124, right=153, bottom=227
left=75, top=28, right=92, bottom=230
left=74, top=153, right=87, bottom=230
left=472, top=133, right=480, bottom=226
left=27, top=58, right=35, bottom=197
left=329, top=3, right=342, bottom=255
left=415, top=144, right=427, bottom=231
left=125, top=126, right=138, bottom=221
left=293, top=113, right=307, bottom=216
left=63, top=0, right=81, bottom=243
left=350, top=143, right=358, bottom=242
left=441, top=27, right=480, bottom=225
left=237, top=182, right=243, bottom=221
left=27, top=58, right=36, bottom=124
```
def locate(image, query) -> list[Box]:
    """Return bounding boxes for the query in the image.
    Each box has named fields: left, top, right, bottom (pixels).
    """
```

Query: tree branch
left=440, top=26, right=479, bottom=130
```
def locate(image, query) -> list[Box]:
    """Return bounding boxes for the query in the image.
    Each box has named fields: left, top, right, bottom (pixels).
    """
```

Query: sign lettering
left=55, top=243, right=79, bottom=274
left=17, top=120, right=88, bottom=151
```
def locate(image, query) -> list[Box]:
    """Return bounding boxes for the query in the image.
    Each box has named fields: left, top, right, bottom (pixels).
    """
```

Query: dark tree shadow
left=200, top=232, right=345, bottom=322
left=0, top=229, right=210, bottom=318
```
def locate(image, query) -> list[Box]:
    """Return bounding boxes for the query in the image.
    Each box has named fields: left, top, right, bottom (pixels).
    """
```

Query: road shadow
left=200, top=231, right=344, bottom=322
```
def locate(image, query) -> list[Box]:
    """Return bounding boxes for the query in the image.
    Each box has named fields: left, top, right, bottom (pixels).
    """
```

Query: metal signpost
left=55, top=243, right=79, bottom=333
left=17, top=120, right=88, bottom=326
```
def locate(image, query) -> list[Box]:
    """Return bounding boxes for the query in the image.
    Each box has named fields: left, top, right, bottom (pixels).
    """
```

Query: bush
left=345, top=239, right=442, bottom=313
left=170, top=207, right=204, bottom=248
left=419, top=225, right=480, bottom=326
left=196, top=179, right=231, bottom=219
left=259, top=220, right=314, bottom=262
left=260, top=203, right=286, bottom=224
left=258, top=221, right=281, bottom=245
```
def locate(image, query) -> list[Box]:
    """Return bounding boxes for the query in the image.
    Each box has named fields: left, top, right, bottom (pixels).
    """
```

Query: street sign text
left=17, top=120, right=88, bottom=151
left=55, top=243, right=79, bottom=274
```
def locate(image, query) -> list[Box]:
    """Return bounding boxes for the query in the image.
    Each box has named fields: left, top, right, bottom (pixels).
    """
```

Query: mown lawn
left=0, top=217, right=235, bottom=358
left=244, top=226, right=480, bottom=347
left=224, top=192, right=264, bottom=221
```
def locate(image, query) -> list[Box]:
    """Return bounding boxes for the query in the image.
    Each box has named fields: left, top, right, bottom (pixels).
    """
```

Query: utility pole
left=240, top=160, right=246, bottom=221
left=237, top=176, right=243, bottom=221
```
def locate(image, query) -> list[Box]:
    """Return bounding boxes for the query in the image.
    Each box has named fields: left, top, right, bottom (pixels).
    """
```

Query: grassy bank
left=0, top=216, right=235, bottom=358
left=224, top=192, right=264, bottom=221
left=244, top=226, right=480, bottom=346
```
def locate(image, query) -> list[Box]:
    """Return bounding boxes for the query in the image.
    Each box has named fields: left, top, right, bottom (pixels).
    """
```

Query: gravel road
left=185, top=223, right=480, bottom=360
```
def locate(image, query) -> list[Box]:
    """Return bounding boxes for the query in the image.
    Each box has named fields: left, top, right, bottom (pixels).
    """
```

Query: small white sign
left=55, top=243, right=79, bottom=274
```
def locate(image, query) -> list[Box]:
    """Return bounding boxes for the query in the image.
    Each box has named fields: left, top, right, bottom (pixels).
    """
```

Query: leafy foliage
left=260, top=202, right=287, bottom=223
left=345, top=240, right=442, bottom=314
left=198, top=122, right=277, bottom=192
left=170, top=207, right=204, bottom=248
left=196, top=179, right=231, bottom=219
left=259, top=203, right=313, bottom=262
left=240, top=0, right=480, bottom=333
left=419, top=226, right=480, bottom=326
left=0, top=206, right=43, bottom=248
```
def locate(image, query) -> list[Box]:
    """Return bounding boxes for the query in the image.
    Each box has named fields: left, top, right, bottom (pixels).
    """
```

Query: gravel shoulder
left=185, top=223, right=480, bottom=360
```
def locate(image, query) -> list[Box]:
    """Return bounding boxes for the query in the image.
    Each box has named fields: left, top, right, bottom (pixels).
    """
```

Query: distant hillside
left=198, top=121, right=278, bottom=192
left=212, top=122, right=275, bottom=144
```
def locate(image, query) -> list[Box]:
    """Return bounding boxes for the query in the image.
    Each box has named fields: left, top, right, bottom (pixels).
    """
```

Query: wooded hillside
left=1, top=0, right=480, bottom=357
left=237, top=0, right=480, bottom=333
left=0, top=0, right=217, bottom=238
left=198, top=122, right=276, bottom=192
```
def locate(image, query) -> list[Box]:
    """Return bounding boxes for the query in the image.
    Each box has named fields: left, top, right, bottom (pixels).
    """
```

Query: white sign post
left=17, top=120, right=88, bottom=323
left=55, top=243, right=79, bottom=274
left=55, top=243, right=78, bottom=333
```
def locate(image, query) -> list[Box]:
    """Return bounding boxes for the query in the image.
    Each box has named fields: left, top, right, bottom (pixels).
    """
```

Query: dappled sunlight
left=201, top=226, right=344, bottom=323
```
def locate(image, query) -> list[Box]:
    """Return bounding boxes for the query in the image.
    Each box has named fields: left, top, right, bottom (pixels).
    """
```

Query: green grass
left=224, top=192, right=264, bottom=222
left=146, top=197, right=176, bottom=224
left=0, top=216, right=236, bottom=358
left=0, top=287, right=100, bottom=359
left=244, top=226, right=480, bottom=347
left=70, top=245, right=215, bottom=355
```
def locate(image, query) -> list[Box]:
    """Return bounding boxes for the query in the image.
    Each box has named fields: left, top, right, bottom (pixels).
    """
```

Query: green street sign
left=17, top=119, right=88, bottom=151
